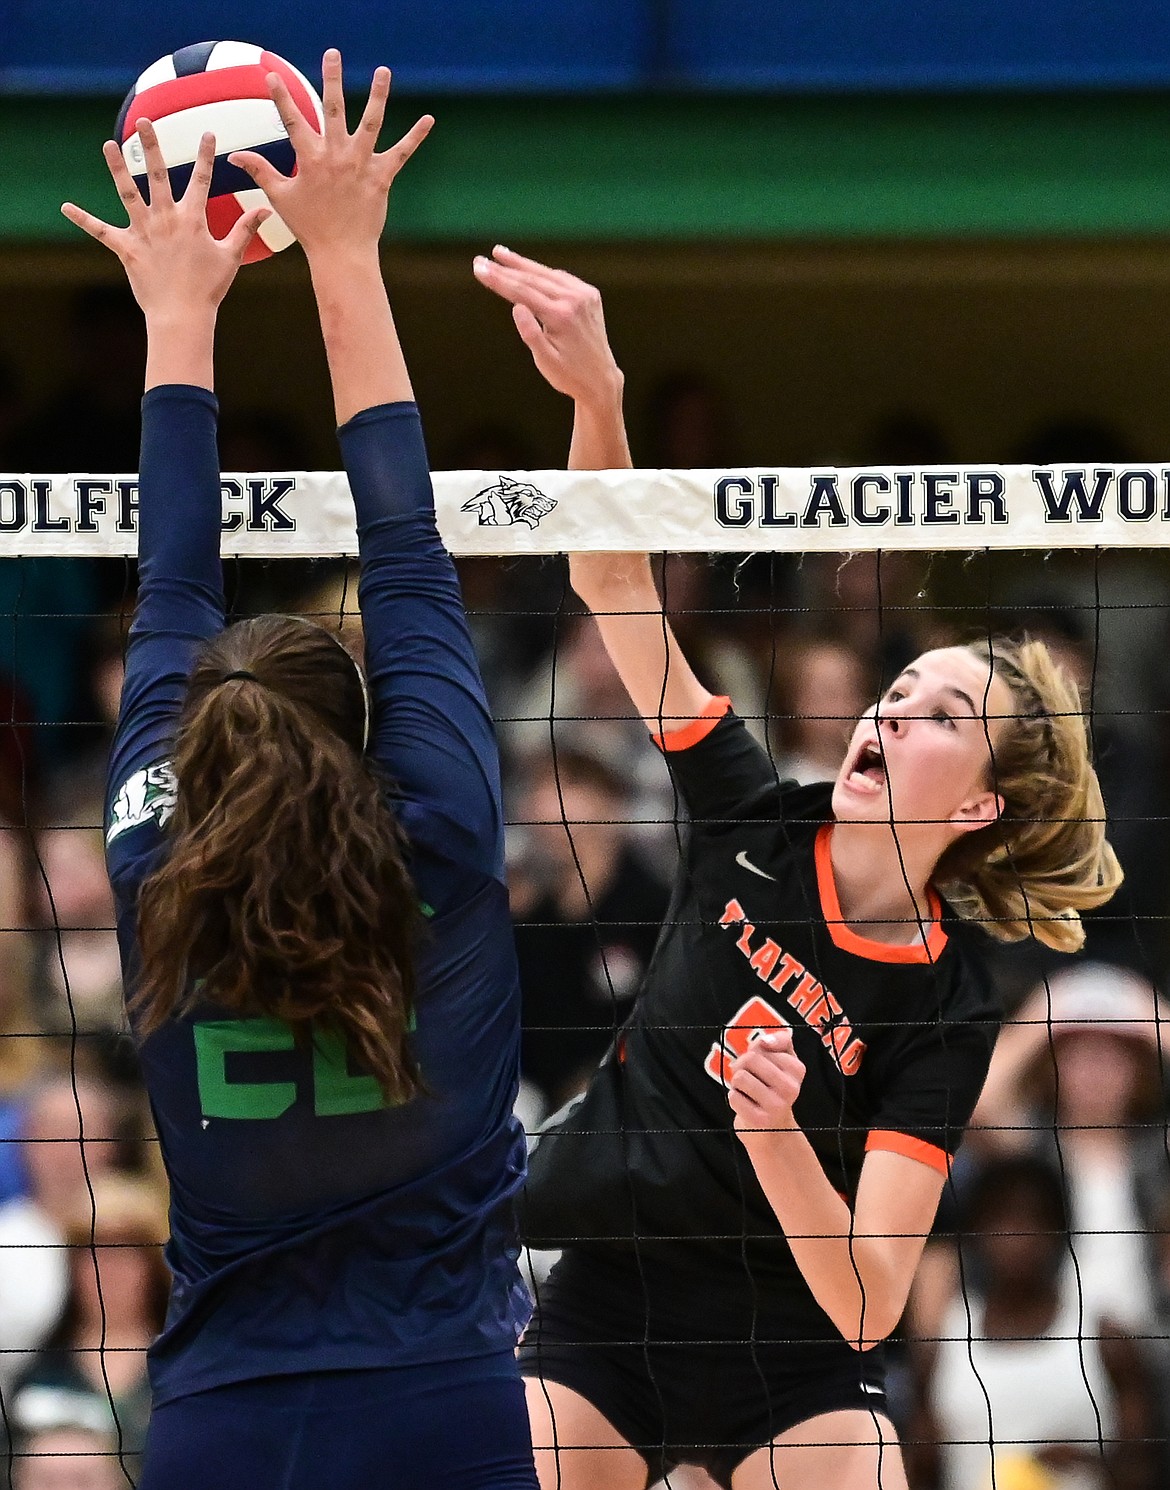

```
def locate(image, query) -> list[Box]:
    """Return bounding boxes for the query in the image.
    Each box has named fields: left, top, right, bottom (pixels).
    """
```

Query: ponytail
left=935, top=638, right=1122, bottom=953
left=135, top=616, right=421, bottom=1104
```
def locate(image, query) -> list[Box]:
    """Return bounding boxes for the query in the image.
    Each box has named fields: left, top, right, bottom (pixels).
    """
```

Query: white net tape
left=1, top=464, right=1168, bottom=555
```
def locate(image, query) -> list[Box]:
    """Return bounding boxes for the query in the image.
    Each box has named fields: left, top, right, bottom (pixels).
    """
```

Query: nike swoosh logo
left=860, top=1383, right=884, bottom=1396
left=735, top=850, right=777, bottom=881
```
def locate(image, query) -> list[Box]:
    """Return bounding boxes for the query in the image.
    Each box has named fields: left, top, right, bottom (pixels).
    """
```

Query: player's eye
left=932, top=707, right=955, bottom=728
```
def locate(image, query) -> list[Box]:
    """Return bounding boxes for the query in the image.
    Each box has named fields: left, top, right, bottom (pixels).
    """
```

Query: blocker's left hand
left=727, top=1029, right=806, bottom=1141
left=61, top=123, right=268, bottom=318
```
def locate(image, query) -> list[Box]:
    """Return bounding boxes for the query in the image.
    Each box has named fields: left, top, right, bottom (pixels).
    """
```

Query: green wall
left=5, top=92, right=1170, bottom=241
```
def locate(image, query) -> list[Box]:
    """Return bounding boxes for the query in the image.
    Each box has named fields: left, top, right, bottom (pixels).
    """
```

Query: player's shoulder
left=666, top=703, right=829, bottom=825
left=933, top=910, right=1002, bottom=1024
left=775, top=779, right=835, bottom=822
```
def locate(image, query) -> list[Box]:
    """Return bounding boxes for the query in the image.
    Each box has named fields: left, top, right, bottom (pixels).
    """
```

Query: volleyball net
left=1, top=462, right=1168, bottom=1488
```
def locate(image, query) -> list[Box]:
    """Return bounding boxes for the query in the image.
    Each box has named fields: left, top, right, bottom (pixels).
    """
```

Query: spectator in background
left=858, top=411, right=956, bottom=468
left=0, top=290, right=141, bottom=767
left=0, top=562, right=101, bottom=778
left=31, top=779, right=122, bottom=1039
left=655, top=553, right=771, bottom=746
left=0, top=822, right=37, bottom=1204
left=8, top=1174, right=169, bottom=1478
left=0, top=355, right=25, bottom=462
left=9, top=1422, right=125, bottom=1490
left=502, top=611, right=675, bottom=848
left=914, top=1155, right=1155, bottom=1490
left=1012, top=417, right=1135, bottom=466
left=1143, top=1191, right=1170, bottom=1487
left=446, top=422, right=534, bottom=474
left=644, top=372, right=731, bottom=470
left=445, top=423, right=568, bottom=715
left=7, top=287, right=144, bottom=478
left=769, top=635, right=869, bottom=785
left=0, top=1075, right=120, bottom=1395
left=218, top=409, right=312, bottom=474
left=795, top=550, right=932, bottom=684
left=969, top=963, right=1166, bottom=1335
left=509, top=746, right=670, bottom=1115
left=456, top=553, right=563, bottom=716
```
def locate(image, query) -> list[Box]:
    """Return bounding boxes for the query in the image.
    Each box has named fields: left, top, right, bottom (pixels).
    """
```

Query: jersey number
left=704, top=994, right=789, bottom=1087
left=193, top=1018, right=395, bottom=1120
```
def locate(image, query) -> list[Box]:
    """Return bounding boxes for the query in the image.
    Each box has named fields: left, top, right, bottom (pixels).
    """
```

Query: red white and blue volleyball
left=116, top=41, right=324, bottom=264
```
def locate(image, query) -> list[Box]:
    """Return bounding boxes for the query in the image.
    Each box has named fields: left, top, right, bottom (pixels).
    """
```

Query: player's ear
left=950, top=790, right=1003, bottom=835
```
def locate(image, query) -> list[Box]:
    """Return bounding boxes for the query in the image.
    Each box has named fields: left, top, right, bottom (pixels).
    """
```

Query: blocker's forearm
left=143, top=308, right=217, bottom=393
left=310, top=248, right=414, bottom=426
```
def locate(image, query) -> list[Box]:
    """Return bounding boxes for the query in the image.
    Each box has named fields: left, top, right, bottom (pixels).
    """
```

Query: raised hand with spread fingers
left=62, top=122, right=268, bottom=388
left=230, top=48, right=433, bottom=422
left=229, top=48, right=432, bottom=264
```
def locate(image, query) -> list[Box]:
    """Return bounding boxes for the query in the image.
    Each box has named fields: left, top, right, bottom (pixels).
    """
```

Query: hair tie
left=222, top=670, right=260, bottom=685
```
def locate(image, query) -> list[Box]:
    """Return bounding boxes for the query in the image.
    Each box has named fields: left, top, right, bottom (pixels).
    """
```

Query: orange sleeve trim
left=866, top=1130, right=951, bottom=1176
left=651, top=695, right=732, bottom=752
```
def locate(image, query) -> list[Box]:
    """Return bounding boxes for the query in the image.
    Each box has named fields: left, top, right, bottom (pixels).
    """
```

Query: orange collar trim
left=814, top=825, right=948, bottom=965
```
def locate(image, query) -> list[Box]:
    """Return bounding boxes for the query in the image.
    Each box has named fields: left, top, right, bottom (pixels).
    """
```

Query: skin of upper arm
left=852, top=1149, right=948, bottom=1328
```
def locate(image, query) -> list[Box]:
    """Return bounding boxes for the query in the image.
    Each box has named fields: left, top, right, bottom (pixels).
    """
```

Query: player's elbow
left=844, top=1323, right=892, bottom=1353
left=840, top=1305, right=897, bottom=1352
left=834, top=1275, right=907, bottom=1351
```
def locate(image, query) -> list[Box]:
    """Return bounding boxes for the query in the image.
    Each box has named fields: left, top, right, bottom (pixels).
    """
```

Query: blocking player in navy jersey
left=474, top=249, right=1122, bottom=1490
left=64, top=55, right=537, bottom=1490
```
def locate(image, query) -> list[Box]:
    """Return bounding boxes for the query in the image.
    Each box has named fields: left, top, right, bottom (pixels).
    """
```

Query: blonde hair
left=935, top=637, right=1122, bottom=954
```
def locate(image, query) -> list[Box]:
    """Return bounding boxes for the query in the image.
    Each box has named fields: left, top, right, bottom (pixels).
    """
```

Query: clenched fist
left=727, top=1029, right=806, bottom=1144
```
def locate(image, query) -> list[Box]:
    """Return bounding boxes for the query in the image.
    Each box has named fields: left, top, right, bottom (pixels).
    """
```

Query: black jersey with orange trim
left=522, top=701, right=1000, bottom=1341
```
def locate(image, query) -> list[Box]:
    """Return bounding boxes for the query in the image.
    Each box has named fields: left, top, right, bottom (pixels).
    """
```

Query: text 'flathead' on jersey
left=705, top=898, right=867, bottom=1080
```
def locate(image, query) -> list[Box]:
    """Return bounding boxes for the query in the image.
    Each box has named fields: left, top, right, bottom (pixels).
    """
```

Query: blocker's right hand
left=61, top=123, right=268, bottom=319
left=473, top=246, right=624, bottom=406
left=229, top=48, right=433, bottom=261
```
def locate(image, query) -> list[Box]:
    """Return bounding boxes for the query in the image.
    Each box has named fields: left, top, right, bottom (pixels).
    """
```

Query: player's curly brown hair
left=935, top=637, right=1122, bottom=954
left=133, top=615, right=421, bottom=1104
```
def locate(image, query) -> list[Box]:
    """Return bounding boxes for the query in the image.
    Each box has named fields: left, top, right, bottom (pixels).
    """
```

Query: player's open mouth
left=844, top=740, right=886, bottom=794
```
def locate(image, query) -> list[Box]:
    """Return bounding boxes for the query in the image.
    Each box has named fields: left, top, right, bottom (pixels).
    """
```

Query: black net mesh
left=0, top=543, right=1166, bottom=1488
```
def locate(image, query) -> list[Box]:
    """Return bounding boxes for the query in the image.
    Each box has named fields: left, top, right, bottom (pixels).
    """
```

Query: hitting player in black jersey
left=475, top=249, right=1123, bottom=1490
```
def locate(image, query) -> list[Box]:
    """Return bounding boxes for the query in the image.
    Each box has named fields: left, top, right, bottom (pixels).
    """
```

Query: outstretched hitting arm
left=234, top=59, right=505, bottom=897
left=478, top=248, right=947, bottom=1348
left=474, top=246, right=713, bottom=738
left=61, top=126, right=266, bottom=833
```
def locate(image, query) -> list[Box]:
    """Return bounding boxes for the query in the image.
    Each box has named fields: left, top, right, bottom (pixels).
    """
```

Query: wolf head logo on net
left=462, top=476, right=557, bottom=529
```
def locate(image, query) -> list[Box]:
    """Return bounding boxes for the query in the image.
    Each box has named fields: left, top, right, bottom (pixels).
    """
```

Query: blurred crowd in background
left=0, top=286, right=1169, bottom=1488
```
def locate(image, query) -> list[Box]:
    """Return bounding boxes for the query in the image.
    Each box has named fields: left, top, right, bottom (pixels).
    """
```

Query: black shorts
left=518, top=1248, right=889, bottom=1489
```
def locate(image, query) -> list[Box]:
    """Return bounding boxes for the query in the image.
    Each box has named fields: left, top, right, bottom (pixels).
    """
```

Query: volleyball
left=115, top=41, right=324, bottom=264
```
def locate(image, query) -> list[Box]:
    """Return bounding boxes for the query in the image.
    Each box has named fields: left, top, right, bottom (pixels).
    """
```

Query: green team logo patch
left=193, top=1016, right=414, bottom=1120
left=107, top=762, right=178, bottom=844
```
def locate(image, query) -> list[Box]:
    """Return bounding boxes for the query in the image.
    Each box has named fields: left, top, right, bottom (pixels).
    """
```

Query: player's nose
left=877, top=707, right=906, bottom=737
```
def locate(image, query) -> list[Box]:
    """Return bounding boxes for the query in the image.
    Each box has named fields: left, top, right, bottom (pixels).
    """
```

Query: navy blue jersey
left=105, top=387, right=530, bottom=1405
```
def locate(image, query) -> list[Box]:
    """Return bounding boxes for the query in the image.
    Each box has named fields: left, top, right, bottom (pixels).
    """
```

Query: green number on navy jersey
left=194, top=1017, right=412, bottom=1120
